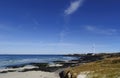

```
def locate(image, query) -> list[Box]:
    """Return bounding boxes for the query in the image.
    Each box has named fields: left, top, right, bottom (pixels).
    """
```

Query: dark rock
left=0, top=70, right=16, bottom=73
left=59, top=71, right=73, bottom=78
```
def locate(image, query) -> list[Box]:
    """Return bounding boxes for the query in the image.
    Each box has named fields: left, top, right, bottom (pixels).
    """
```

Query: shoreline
left=0, top=71, right=60, bottom=78
left=0, top=64, right=61, bottom=78
left=0, top=53, right=99, bottom=78
left=0, top=53, right=119, bottom=78
left=0, top=55, right=80, bottom=78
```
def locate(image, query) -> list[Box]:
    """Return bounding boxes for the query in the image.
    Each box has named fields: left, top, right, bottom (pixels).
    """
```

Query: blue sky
left=0, top=0, right=120, bottom=54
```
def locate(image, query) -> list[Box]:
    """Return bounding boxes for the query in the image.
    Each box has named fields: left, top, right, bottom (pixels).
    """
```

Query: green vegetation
left=65, top=57, right=120, bottom=78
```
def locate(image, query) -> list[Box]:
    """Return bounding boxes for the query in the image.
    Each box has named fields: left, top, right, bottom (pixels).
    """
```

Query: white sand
left=0, top=65, right=60, bottom=78
left=77, top=74, right=87, bottom=78
left=0, top=71, right=60, bottom=78
left=77, top=72, right=90, bottom=78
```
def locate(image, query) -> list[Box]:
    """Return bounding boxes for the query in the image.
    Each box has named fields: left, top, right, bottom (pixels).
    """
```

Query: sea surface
left=0, top=55, right=78, bottom=68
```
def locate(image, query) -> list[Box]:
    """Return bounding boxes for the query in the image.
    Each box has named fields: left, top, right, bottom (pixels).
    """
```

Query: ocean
left=0, top=55, right=77, bottom=68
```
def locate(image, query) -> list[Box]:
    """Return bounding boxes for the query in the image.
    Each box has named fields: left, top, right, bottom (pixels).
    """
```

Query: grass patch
left=65, top=57, right=120, bottom=78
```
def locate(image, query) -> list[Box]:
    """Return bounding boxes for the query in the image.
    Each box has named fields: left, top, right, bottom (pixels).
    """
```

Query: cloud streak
left=64, top=0, right=84, bottom=15
left=60, top=0, right=84, bottom=42
left=59, top=22, right=70, bottom=42
left=0, top=25, right=13, bottom=31
left=0, top=41, right=78, bottom=47
left=85, top=26, right=118, bottom=35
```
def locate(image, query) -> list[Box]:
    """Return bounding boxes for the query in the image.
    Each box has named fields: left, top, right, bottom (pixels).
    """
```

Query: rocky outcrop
left=59, top=71, right=78, bottom=78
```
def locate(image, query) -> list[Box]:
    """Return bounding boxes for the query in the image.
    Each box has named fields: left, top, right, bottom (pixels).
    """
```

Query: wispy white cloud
left=59, top=0, right=84, bottom=43
left=64, top=0, right=84, bottom=15
left=85, top=26, right=118, bottom=35
left=0, top=41, right=78, bottom=47
left=59, top=25, right=70, bottom=42
left=33, top=19, right=40, bottom=26
left=60, top=30, right=66, bottom=42
left=0, top=25, right=13, bottom=31
left=85, top=26, right=96, bottom=31
left=60, top=0, right=84, bottom=42
left=60, top=29, right=68, bottom=42
left=0, top=41, right=110, bottom=54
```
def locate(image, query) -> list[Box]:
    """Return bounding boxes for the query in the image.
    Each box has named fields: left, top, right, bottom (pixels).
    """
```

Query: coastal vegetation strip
left=64, top=57, right=120, bottom=78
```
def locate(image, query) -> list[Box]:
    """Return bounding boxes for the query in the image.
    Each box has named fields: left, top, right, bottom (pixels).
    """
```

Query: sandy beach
left=0, top=65, right=60, bottom=78
left=0, top=71, right=60, bottom=78
left=0, top=69, right=87, bottom=78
